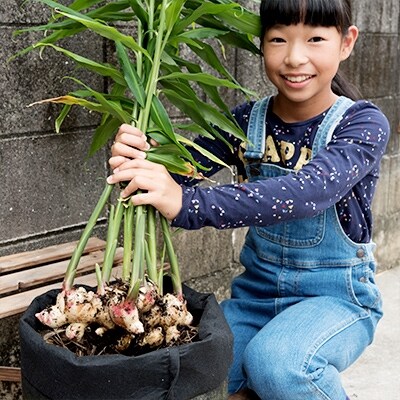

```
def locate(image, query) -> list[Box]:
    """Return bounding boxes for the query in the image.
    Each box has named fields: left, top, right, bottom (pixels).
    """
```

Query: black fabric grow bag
left=19, top=282, right=233, bottom=400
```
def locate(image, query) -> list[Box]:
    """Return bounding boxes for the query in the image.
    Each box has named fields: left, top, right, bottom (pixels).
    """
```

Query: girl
left=107, top=0, right=390, bottom=398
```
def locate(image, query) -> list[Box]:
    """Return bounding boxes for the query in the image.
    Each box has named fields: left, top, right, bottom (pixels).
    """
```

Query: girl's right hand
left=107, top=124, right=183, bottom=220
left=108, top=124, right=151, bottom=171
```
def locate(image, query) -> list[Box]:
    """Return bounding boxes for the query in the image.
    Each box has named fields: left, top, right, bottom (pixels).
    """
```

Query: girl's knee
left=243, top=334, right=302, bottom=395
left=243, top=335, right=346, bottom=400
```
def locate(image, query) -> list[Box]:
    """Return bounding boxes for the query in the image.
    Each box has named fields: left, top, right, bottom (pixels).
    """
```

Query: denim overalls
left=221, top=96, right=383, bottom=400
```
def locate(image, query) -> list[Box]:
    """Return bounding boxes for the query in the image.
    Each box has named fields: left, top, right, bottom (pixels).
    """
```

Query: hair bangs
left=260, top=0, right=350, bottom=36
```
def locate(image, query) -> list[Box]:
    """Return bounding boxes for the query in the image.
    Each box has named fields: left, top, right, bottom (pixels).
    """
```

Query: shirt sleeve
left=172, top=102, right=390, bottom=230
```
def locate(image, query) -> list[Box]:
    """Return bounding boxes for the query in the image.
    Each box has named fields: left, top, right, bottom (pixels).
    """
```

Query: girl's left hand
left=107, top=158, right=183, bottom=221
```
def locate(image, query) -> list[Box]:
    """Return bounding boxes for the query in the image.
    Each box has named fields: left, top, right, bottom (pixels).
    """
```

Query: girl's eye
left=269, top=37, right=286, bottom=43
left=309, top=37, right=324, bottom=43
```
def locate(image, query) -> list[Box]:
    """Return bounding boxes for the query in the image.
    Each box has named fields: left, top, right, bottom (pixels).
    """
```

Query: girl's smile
left=282, top=74, right=316, bottom=88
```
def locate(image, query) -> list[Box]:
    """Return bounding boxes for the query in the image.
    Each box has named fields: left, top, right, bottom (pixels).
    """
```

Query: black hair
left=260, top=0, right=361, bottom=100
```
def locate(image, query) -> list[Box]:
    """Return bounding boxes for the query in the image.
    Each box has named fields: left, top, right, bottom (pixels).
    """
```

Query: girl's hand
left=107, top=158, right=183, bottom=221
left=108, top=124, right=151, bottom=171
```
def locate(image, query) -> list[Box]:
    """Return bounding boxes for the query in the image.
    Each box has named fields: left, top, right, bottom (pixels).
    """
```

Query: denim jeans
left=221, top=96, right=383, bottom=399
left=221, top=258, right=382, bottom=399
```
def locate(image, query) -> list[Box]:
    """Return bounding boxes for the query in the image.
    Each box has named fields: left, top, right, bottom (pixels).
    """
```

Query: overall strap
left=312, top=96, right=355, bottom=156
left=244, top=96, right=272, bottom=159
left=244, top=95, right=354, bottom=160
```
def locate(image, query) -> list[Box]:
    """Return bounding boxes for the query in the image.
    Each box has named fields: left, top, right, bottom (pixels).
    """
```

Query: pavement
left=342, top=267, right=400, bottom=399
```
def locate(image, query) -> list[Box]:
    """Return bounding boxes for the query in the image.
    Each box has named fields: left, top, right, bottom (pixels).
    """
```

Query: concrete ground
left=342, top=267, right=400, bottom=399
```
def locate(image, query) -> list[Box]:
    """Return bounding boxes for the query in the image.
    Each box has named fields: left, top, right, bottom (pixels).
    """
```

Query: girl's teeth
left=286, top=75, right=311, bottom=83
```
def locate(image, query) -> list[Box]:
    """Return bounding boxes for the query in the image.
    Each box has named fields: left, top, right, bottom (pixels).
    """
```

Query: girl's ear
left=340, top=25, right=359, bottom=61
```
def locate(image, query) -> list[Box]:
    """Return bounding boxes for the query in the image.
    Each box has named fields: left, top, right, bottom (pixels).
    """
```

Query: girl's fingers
left=119, top=178, right=140, bottom=198
left=115, top=124, right=143, bottom=139
left=114, top=158, right=161, bottom=172
left=108, top=155, right=130, bottom=170
left=106, top=160, right=165, bottom=192
left=106, top=156, right=182, bottom=219
left=130, top=179, right=183, bottom=220
left=111, top=141, right=147, bottom=160
left=117, top=132, right=151, bottom=151
left=114, top=124, right=150, bottom=150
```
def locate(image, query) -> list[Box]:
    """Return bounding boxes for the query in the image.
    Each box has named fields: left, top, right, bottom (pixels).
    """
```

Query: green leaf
left=187, top=39, right=235, bottom=81
left=167, top=58, right=231, bottom=114
left=161, top=87, right=232, bottom=150
left=176, top=133, right=233, bottom=173
left=115, top=41, right=146, bottom=107
left=150, top=95, right=176, bottom=142
left=184, top=0, right=261, bottom=36
left=217, top=7, right=261, bottom=37
left=65, top=0, right=106, bottom=12
left=146, top=129, right=174, bottom=146
left=15, top=1, right=133, bottom=33
left=146, top=151, right=195, bottom=176
left=55, top=104, right=72, bottom=133
left=178, top=27, right=229, bottom=40
left=160, top=71, right=257, bottom=97
left=219, top=31, right=261, bottom=55
left=168, top=35, right=204, bottom=50
left=89, top=115, right=122, bottom=156
left=150, top=96, right=203, bottom=169
left=56, top=9, right=149, bottom=58
left=34, top=43, right=126, bottom=86
left=174, top=3, right=238, bottom=33
left=160, top=84, right=206, bottom=124
left=66, top=77, right=132, bottom=123
left=196, top=100, right=247, bottom=142
left=28, top=95, right=105, bottom=113
left=10, top=27, right=85, bottom=60
left=34, top=0, right=151, bottom=59
left=89, top=82, right=130, bottom=155
left=127, top=0, right=149, bottom=25
left=165, top=0, right=186, bottom=32
left=174, top=122, right=215, bottom=140
left=162, top=85, right=246, bottom=143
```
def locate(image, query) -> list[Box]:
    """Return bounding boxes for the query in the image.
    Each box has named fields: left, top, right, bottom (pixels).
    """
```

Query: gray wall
left=1, top=0, right=399, bottom=295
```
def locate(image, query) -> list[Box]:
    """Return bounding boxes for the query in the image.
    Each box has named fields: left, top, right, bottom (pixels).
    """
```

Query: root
left=37, top=279, right=199, bottom=356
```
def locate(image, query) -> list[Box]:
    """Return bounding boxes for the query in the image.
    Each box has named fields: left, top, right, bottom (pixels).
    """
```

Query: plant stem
left=102, top=198, right=124, bottom=283
left=160, top=215, right=182, bottom=295
left=146, top=205, right=158, bottom=283
left=95, top=263, right=105, bottom=296
left=63, top=183, right=113, bottom=291
left=126, top=0, right=171, bottom=298
left=128, top=203, right=146, bottom=301
left=122, top=201, right=135, bottom=282
left=137, top=0, right=168, bottom=134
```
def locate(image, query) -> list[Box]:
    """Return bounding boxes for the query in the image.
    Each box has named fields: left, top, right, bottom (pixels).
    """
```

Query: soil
left=41, top=323, right=199, bottom=357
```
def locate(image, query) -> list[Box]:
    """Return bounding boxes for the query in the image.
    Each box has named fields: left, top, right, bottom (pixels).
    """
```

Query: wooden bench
left=0, top=237, right=123, bottom=383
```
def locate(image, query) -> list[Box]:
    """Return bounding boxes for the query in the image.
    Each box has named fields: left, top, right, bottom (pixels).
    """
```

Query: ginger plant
left=14, top=0, right=260, bottom=349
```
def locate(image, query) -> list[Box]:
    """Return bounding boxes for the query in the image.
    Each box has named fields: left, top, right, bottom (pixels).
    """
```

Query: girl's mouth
left=283, top=75, right=314, bottom=83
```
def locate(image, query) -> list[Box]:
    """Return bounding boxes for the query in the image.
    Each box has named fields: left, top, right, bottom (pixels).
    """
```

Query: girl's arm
left=107, top=103, right=252, bottom=219
left=172, top=103, right=390, bottom=230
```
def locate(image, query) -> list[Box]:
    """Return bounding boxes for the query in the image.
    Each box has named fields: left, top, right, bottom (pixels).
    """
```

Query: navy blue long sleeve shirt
left=172, top=99, right=390, bottom=243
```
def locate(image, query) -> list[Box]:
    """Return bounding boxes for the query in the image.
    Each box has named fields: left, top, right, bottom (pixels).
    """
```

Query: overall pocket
left=255, top=212, right=325, bottom=247
left=348, top=262, right=382, bottom=310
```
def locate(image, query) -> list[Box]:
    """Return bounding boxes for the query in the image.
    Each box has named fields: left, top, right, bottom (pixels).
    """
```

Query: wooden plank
left=0, top=367, right=21, bottom=382
left=0, top=265, right=124, bottom=319
left=0, top=248, right=123, bottom=295
left=0, top=238, right=106, bottom=274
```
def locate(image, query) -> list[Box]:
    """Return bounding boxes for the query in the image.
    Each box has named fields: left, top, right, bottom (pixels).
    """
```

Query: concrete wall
left=0, top=0, right=399, bottom=398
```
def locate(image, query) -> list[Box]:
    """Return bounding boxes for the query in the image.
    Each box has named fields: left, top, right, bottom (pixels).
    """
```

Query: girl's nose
left=284, top=44, right=308, bottom=67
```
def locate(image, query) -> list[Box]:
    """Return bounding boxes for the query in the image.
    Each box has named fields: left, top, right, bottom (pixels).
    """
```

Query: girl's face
left=262, top=23, right=358, bottom=120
